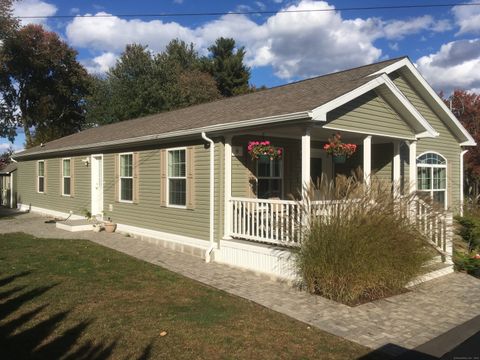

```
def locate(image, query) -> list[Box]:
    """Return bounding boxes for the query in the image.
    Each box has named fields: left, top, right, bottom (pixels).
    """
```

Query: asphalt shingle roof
left=17, top=57, right=405, bottom=158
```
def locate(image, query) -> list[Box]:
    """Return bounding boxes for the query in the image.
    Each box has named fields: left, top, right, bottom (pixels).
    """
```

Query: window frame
left=416, top=151, right=447, bottom=209
left=118, top=152, right=134, bottom=203
left=256, top=151, right=284, bottom=199
left=62, top=158, right=71, bottom=197
left=166, top=147, right=187, bottom=209
left=37, top=160, right=45, bottom=194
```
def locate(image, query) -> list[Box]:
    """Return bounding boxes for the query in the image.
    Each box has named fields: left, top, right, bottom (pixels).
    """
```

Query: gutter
left=14, top=111, right=311, bottom=160
left=201, top=132, right=215, bottom=263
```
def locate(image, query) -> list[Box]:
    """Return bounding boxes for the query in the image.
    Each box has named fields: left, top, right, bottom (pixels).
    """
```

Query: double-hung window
left=417, top=152, right=447, bottom=207
left=62, top=159, right=71, bottom=196
left=257, top=155, right=283, bottom=199
left=119, top=153, right=133, bottom=202
left=168, top=149, right=186, bottom=207
left=37, top=160, right=45, bottom=193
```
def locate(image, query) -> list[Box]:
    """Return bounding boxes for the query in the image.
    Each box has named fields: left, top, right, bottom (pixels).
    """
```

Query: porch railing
left=229, top=196, right=454, bottom=261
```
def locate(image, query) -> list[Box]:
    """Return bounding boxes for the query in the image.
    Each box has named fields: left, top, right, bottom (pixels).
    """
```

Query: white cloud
left=66, top=1, right=453, bottom=79
left=12, top=0, right=57, bottom=26
left=452, top=1, right=480, bottom=34
left=83, top=52, right=118, bottom=74
left=416, top=39, right=480, bottom=94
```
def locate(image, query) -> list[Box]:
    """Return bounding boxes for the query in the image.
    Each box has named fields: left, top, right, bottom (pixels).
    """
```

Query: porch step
left=56, top=219, right=94, bottom=232
left=407, top=263, right=454, bottom=288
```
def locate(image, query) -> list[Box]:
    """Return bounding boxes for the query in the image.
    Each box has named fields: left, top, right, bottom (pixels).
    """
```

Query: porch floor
left=1, top=209, right=480, bottom=356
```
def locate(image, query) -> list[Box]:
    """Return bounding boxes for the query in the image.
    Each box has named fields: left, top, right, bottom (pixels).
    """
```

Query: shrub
left=295, top=175, right=434, bottom=305
left=454, top=207, right=480, bottom=276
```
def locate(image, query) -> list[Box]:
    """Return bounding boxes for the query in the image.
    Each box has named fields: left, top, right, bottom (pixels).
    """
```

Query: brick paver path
left=2, top=210, right=480, bottom=352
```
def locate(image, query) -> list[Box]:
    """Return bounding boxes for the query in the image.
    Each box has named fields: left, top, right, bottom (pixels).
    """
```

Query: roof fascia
left=371, top=58, right=476, bottom=146
left=311, top=73, right=437, bottom=137
left=14, top=111, right=312, bottom=160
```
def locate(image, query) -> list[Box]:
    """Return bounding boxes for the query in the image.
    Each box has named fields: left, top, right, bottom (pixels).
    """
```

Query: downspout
left=460, top=149, right=469, bottom=216
left=201, top=132, right=215, bottom=263
left=9, top=171, right=13, bottom=209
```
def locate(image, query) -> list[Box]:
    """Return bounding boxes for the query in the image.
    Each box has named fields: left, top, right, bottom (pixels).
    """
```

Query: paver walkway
left=1, top=210, right=480, bottom=356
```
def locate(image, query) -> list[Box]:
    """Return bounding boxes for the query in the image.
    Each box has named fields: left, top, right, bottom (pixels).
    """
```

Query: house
left=13, top=57, right=475, bottom=279
left=0, top=162, right=17, bottom=209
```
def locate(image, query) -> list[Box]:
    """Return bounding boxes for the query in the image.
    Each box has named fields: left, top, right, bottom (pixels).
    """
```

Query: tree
left=448, top=90, right=480, bottom=198
left=205, top=37, right=251, bottom=97
left=0, top=24, right=90, bottom=147
left=0, top=145, right=13, bottom=169
left=86, top=40, right=220, bottom=126
left=0, top=0, right=18, bottom=41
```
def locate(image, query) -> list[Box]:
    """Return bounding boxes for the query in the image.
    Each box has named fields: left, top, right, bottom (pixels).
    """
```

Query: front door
left=91, top=155, right=104, bottom=217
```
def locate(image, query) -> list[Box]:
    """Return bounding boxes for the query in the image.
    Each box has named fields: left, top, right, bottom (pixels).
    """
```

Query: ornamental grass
left=295, top=173, right=434, bottom=306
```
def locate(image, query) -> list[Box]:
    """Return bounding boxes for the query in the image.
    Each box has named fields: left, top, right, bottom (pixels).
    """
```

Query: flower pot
left=258, top=154, right=272, bottom=161
left=333, top=154, right=347, bottom=164
left=104, top=222, right=117, bottom=233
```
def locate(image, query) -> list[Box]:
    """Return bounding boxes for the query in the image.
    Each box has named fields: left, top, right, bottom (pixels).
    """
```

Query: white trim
left=216, top=238, right=298, bottom=281
left=90, top=154, right=104, bottom=217
left=201, top=133, right=215, bottom=262
left=16, top=111, right=312, bottom=159
left=460, top=149, right=469, bottom=215
left=408, top=141, right=417, bottom=194
left=116, top=222, right=210, bottom=251
left=61, top=157, right=71, bottom=197
left=311, top=73, right=438, bottom=138
left=224, top=136, right=232, bottom=239
left=118, top=152, right=134, bottom=203
left=321, top=125, right=416, bottom=141
left=363, top=136, right=372, bottom=186
left=371, top=58, right=476, bottom=146
left=9, top=171, right=13, bottom=209
left=301, top=128, right=311, bottom=196
left=393, top=141, right=401, bottom=196
left=18, top=203, right=84, bottom=220
left=37, top=160, right=45, bottom=194
left=166, top=147, right=187, bottom=208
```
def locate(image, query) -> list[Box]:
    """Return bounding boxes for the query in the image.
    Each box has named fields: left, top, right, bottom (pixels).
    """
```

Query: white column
left=408, top=140, right=417, bottom=194
left=393, top=141, right=401, bottom=196
left=301, top=128, right=311, bottom=197
left=224, top=135, right=232, bottom=239
left=363, top=136, right=372, bottom=186
left=460, top=149, right=468, bottom=216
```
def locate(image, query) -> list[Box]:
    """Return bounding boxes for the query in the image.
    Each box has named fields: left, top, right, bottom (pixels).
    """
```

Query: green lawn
left=0, top=233, right=378, bottom=359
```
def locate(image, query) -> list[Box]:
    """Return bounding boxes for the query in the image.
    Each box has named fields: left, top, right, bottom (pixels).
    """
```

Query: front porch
left=222, top=125, right=453, bottom=263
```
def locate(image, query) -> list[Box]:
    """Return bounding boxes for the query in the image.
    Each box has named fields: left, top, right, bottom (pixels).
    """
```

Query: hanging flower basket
left=247, top=140, right=282, bottom=160
left=323, top=133, right=357, bottom=162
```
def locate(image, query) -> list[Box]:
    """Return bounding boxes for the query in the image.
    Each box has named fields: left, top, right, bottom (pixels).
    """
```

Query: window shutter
left=133, top=152, right=140, bottom=204
left=114, top=154, right=119, bottom=202
left=71, top=158, right=75, bottom=197
left=59, top=159, right=62, bottom=195
left=186, top=146, right=195, bottom=209
left=36, top=162, right=39, bottom=193
left=160, top=149, right=167, bottom=207
left=44, top=160, right=48, bottom=194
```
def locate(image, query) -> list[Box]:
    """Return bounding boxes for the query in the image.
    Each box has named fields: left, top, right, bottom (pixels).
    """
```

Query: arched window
left=417, top=152, right=447, bottom=207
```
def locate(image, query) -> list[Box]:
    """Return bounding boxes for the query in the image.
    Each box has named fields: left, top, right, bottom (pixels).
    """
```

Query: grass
left=0, top=232, right=379, bottom=359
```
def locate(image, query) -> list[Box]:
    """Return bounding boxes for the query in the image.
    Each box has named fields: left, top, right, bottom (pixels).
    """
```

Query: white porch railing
left=229, top=196, right=454, bottom=261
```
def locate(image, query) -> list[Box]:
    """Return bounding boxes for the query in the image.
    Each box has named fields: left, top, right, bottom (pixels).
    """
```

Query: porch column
left=363, top=135, right=372, bottom=186
left=301, top=128, right=311, bottom=197
left=393, top=141, right=401, bottom=197
left=460, top=150, right=468, bottom=216
left=224, top=135, right=232, bottom=239
left=408, top=140, right=417, bottom=194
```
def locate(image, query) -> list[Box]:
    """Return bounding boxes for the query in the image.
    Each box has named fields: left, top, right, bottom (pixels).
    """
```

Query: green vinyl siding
left=102, top=141, right=223, bottom=242
left=326, top=90, right=415, bottom=139
left=17, top=142, right=224, bottom=242
left=17, top=157, right=91, bottom=215
left=391, top=72, right=462, bottom=209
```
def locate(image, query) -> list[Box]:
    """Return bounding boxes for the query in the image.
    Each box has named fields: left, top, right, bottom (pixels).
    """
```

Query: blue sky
left=5, top=0, right=480, bottom=150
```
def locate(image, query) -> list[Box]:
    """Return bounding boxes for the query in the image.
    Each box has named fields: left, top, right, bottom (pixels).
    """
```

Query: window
left=257, top=155, right=283, bottom=199
left=168, top=149, right=186, bottom=206
left=417, top=152, right=447, bottom=207
left=37, top=161, right=45, bottom=193
left=62, top=159, right=71, bottom=196
left=119, top=153, right=133, bottom=202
